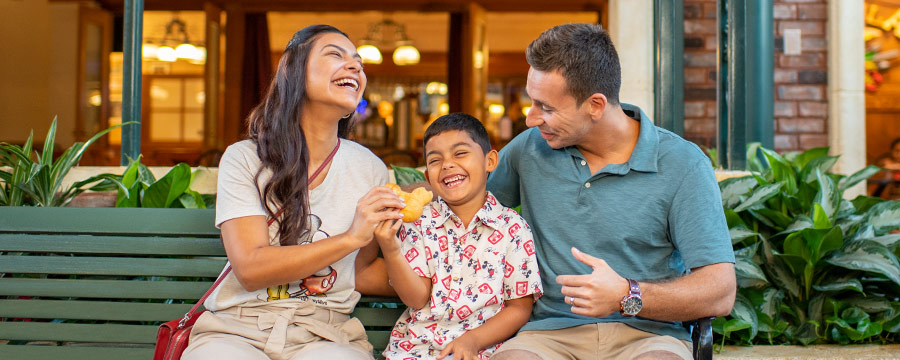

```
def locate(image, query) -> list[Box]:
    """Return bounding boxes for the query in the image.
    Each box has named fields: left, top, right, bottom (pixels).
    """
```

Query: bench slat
left=0, top=344, right=153, bottom=360
left=367, top=330, right=391, bottom=353
left=0, top=207, right=217, bottom=236
left=0, top=234, right=225, bottom=255
left=0, top=255, right=227, bottom=277
left=0, top=322, right=158, bottom=344
left=351, top=307, right=406, bottom=327
left=0, top=278, right=213, bottom=299
left=0, top=299, right=194, bottom=322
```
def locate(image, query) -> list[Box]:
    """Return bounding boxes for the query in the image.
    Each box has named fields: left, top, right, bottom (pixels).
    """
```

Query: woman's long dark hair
left=247, top=25, right=355, bottom=246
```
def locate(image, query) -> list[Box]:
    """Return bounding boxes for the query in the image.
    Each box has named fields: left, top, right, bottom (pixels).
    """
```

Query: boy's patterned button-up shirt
left=383, top=192, right=543, bottom=360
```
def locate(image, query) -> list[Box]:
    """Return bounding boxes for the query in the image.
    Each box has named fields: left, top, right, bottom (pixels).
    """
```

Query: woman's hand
left=345, top=186, right=404, bottom=249
left=374, top=219, right=403, bottom=255
left=437, top=332, right=481, bottom=360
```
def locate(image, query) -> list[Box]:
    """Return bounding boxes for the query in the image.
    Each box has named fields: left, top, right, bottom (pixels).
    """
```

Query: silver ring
left=567, top=296, right=574, bottom=305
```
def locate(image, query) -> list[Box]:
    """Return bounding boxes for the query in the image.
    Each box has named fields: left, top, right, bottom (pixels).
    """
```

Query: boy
left=375, top=113, right=542, bottom=360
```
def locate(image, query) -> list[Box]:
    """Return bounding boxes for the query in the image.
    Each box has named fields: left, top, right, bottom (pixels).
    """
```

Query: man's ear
left=485, top=149, right=499, bottom=173
left=586, top=93, right=608, bottom=120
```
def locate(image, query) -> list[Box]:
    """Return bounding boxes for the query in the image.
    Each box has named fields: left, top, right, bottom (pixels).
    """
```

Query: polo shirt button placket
left=581, top=160, right=587, bottom=166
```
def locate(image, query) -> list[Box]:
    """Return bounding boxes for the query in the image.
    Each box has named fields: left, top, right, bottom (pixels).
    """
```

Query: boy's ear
left=485, top=149, right=499, bottom=172
left=424, top=168, right=430, bottom=183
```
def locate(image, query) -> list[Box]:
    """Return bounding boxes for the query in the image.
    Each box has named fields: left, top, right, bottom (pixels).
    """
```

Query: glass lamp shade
left=157, top=46, right=177, bottom=62
left=142, top=43, right=159, bottom=59
left=175, top=43, right=198, bottom=60
left=392, top=45, right=420, bottom=66
left=357, top=44, right=383, bottom=65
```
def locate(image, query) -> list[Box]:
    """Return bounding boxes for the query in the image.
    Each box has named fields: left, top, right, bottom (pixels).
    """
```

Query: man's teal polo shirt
left=487, top=104, right=734, bottom=341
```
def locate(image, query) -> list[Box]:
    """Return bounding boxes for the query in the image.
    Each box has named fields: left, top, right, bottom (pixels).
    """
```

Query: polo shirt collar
left=432, top=192, right=505, bottom=231
left=564, top=103, right=659, bottom=174
left=622, top=103, right=659, bottom=173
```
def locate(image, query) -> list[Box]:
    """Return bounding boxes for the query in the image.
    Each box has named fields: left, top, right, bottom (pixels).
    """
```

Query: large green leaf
left=813, top=170, right=838, bottom=221
left=863, top=200, right=900, bottom=236
left=734, top=182, right=783, bottom=212
left=851, top=195, right=884, bottom=214
left=730, top=225, right=760, bottom=245
left=736, top=254, right=769, bottom=288
left=731, top=294, right=759, bottom=340
left=792, top=147, right=830, bottom=171
left=827, top=240, right=900, bottom=287
left=143, top=163, right=192, bottom=208
left=760, top=147, right=797, bottom=195
left=720, top=175, right=757, bottom=209
left=746, top=142, right=766, bottom=173
left=812, top=203, right=833, bottom=230
left=799, top=155, right=840, bottom=184
left=864, top=233, right=900, bottom=249
left=812, top=279, right=864, bottom=294
left=392, top=165, right=426, bottom=186
left=844, top=296, right=893, bottom=313
left=753, top=208, right=794, bottom=230
left=839, top=165, right=882, bottom=192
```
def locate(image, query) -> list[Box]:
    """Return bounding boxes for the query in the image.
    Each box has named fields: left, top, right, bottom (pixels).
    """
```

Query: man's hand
left=556, top=247, right=629, bottom=318
left=437, top=332, right=481, bottom=360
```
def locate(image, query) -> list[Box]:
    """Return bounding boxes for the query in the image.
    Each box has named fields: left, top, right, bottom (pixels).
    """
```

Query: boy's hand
left=374, top=219, right=403, bottom=255
left=345, top=187, right=404, bottom=248
left=437, top=332, right=481, bottom=360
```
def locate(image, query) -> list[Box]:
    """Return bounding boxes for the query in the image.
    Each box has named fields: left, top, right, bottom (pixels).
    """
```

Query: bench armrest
left=685, top=317, right=713, bottom=360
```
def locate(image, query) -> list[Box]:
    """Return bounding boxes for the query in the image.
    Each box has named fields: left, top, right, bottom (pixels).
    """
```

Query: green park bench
left=0, top=206, right=712, bottom=360
left=0, top=207, right=403, bottom=359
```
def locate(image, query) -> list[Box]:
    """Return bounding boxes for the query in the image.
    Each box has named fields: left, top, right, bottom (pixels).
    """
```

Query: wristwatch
left=620, top=278, right=643, bottom=317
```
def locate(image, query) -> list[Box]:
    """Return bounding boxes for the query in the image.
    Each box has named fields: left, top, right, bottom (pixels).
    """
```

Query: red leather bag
left=153, top=266, right=231, bottom=360
left=152, top=140, right=341, bottom=360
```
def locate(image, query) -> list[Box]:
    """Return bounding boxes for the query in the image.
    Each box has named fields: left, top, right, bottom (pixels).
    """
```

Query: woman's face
left=304, top=32, right=367, bottom=114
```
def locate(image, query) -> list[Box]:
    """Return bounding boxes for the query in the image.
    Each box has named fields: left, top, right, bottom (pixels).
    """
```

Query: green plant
left=392, top=165, right=426, bottom=186
left=113, top=156, right=208, bottom=208
left=715, top=144, right=900, bottom=347
left=0, top=117, right=129, bottom=207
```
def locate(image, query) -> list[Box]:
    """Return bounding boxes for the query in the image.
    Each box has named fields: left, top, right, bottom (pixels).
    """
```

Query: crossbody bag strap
left=179, top=139, right=342, bottom=328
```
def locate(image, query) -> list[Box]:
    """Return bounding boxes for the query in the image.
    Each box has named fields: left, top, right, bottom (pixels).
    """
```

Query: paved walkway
left=718, top=345, right=900, bottom=359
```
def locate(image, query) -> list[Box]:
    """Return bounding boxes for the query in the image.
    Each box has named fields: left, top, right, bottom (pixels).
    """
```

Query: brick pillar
left=773, top=0, right=829, bottom=152
left=683, top=0, right=718, bottom=149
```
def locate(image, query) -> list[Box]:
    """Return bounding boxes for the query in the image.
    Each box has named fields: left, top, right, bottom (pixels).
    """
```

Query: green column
left=654, top=0, right=684, bottom=136
left=718, top=0, right=773, bottom=170
left=121, top=0, right=144, bottom=165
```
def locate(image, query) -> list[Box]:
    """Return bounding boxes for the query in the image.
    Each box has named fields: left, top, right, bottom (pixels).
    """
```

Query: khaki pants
left=496, top=323, right=692, bottom=360
left=182, top=302, right=373, bottom=360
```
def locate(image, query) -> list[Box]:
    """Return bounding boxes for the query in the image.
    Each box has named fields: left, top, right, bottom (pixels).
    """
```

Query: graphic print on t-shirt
left=263, top=214, right=335, bottom=303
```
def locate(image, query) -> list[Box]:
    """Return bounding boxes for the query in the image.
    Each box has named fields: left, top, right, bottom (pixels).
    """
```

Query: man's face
left=524, top=68, right=594, bottom=149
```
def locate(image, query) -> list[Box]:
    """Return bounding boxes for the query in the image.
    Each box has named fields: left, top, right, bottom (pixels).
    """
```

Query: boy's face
left=424, top=130, right=498, bottom=208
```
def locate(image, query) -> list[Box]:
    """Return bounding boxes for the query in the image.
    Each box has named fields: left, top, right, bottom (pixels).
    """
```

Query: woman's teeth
left=333, top=78, right=358, bottom=91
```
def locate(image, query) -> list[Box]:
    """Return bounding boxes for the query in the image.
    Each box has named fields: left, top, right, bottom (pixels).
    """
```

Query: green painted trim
left=121, top=0, right=144, bottom=165
left=0, top=299, right=193, bottom=322
left=0, top=234, right=225, bottom=256
left=719, top=0, right=774, bottom=169
left=0, top=207, right=217, bottom=236
left=0, top=322, right=157, bottom=343
left=0, top=345, right=152, bottom=360
left=0, top=278, right=213, bottom=299
left=654, top=0, right=685, bottom=135
left=0, top=255, right=226, bottom=277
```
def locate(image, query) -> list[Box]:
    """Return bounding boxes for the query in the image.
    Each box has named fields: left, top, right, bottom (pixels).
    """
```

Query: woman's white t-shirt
left=206, top=139, right=388, bottom=314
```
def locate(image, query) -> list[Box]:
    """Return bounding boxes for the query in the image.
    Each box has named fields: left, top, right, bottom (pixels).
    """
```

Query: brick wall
left=682, top=0, right=829, bottom=153
left=683, top=0, right=718, bottom=149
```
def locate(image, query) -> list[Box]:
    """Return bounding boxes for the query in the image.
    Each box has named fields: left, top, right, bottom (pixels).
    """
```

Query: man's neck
left=577, top=107, right=641, bottom=174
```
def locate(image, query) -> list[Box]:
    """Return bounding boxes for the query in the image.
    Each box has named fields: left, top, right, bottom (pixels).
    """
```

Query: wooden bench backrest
left=0, top=207, right=403, bottom=359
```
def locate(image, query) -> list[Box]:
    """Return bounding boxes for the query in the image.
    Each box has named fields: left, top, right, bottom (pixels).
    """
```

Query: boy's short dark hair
left=423, top=113, right=492, bottom=155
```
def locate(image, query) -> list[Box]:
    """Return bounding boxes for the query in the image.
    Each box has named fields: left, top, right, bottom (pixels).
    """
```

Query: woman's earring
left=342, top=112, right=353, bottom=119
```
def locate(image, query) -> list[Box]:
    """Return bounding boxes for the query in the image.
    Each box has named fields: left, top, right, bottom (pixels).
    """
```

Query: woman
left=182, top=25, right=402, bottom=360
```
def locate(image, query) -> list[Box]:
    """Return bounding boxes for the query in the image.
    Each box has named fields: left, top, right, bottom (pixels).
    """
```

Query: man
left=487, top=23, right=736, bottom=360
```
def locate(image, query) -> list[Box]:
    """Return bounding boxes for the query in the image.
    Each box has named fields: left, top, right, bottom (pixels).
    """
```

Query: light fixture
left=143, top=14, right=206, bottom=64
left=356, top=18, right=420, bottom=66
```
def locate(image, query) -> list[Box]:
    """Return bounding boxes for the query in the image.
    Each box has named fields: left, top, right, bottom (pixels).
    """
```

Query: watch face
left=622, top=296, right=643, bottom=316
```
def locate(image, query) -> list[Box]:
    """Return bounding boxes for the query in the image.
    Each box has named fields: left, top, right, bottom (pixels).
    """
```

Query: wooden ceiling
left=56, top=0, right=607, bottom=13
